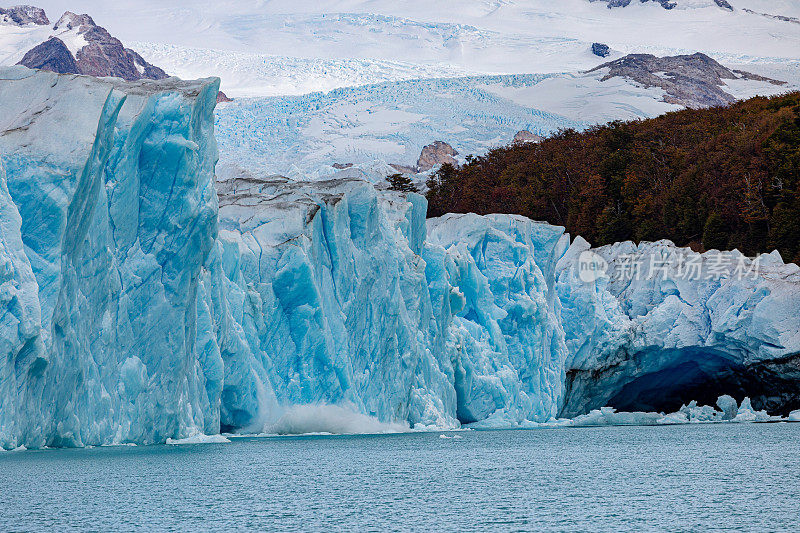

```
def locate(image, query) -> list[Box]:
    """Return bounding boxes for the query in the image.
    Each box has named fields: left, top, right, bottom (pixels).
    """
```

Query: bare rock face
left=593, top=0, right=676, bottom=9
left=593, top=0, right=733, bottom=9
left=54, top=12, right=168, bottom=81
left=589, top=52, right=785, bottom=108
left=417, top=141, right=458, bottom=172
left=17, top=37, right=78, bottom=74
left=0, top=5, right=48, bottom=25
left=513, top=130, right=544, bottom=144
left=714, top=0, right=733, bottom=11
left=743, top=8, right=800, bottom=24
left=16, top=10, right=168, bottom=82
left=592, top=43, right=610, bottom=58
left=216, top=90, right=233, bottom=103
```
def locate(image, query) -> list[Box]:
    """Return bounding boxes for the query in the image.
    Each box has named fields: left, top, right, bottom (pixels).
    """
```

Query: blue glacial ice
left=0, top=66, right=220, bottom=448
left=1, top=67, right=799, bottom=448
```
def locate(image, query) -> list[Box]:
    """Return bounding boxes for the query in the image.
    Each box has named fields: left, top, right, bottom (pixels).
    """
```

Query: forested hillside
left=427, top=92, right=800, bottom=262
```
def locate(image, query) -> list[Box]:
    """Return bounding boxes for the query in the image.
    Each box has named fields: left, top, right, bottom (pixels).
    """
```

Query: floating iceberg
left=0, top=67, right=799, bottom=448
left=563, top=397, right=778, bottom=428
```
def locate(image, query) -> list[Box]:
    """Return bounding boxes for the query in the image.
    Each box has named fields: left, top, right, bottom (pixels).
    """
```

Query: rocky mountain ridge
left=0, top=4, right=46, bottom=25
left=592, top=0, right=733, bottom=10
left=15, top=9, right=167, bottom=81
left=589, top=52, right=785, bottom=108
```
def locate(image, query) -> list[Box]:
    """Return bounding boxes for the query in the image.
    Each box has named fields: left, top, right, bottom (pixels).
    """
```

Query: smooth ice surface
left=1, top=67, right=799, bottom=448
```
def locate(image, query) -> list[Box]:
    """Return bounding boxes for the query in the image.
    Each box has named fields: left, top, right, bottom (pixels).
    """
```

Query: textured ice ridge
left=1, top=67, right=799, bottom=448
left=0, top=66, right=220, bottom=448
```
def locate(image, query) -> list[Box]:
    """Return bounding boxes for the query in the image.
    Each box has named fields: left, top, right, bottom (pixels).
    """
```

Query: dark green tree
left=702, top=213, right=729, bottom=251
left=426, top=163, right=459, bottom=217
left=386, top=173, right=419, bottom=193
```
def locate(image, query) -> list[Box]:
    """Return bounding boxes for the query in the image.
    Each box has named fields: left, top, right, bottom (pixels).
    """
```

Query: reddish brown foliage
left=427, top=92, right=800, bottom=263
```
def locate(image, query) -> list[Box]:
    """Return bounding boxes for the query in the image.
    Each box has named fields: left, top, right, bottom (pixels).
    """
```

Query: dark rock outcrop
left=714, top=0, right=733, bottom=11
left=592, top=43, right=610, bottom=58
left=17, top=37, right=78, bottom=74
left=594, top=0, right=676, bottom=9
left=216, top=91, right=233, bottom=103
left=0, top=5, right=48, bottom=25
left=52, top=12, right=168, bottom=81
left=743, top=8, right=800, bottom=24
left=417, top=141, right=458, bottom=172
left=589, top=52, right=785, bottom=108
left=16, top=10, right=168, bottom=82
left=594, top=0, right=733, bottom=10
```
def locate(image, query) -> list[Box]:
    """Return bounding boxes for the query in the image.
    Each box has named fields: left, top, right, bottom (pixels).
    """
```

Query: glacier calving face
left=199, top=175, right=800, bottom=433
left=0, top=66, right=220, bottom=447
left=199, top=180, right=576, bottom=432
left=557, top=238, right=800, bottom=417
left=1, top=67, right=799, bottom=448
left=202, top=176, right=458, bottom=431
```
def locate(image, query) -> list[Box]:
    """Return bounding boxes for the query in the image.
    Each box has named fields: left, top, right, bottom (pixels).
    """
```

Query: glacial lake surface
left=2, top=424, right=800, bottom=532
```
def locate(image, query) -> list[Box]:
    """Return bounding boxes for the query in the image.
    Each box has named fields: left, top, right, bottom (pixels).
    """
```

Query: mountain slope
left=8, top=9, right=167, bottom=81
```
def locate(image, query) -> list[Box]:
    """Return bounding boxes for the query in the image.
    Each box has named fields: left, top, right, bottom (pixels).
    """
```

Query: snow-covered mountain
left=18, top=11, right=167, bottom=80
left=14, top=0, right=800, bottom=97
left=0, top=6, right=166, bottom=81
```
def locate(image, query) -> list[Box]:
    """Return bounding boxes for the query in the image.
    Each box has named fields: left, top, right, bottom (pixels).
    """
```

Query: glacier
left=1, top=67, right=799, bottom=449
left=0, top=66, right=220, bottom=448
left=212, top=70, right=795, bottom=179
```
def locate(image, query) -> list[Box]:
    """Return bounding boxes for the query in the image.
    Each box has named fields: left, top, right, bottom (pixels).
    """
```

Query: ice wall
left=0, top=67, right=220, bottom=447
left=201, top=177, right=575, bottom=431
left=1, top=67, right=799, bottom=448
left=202, top=176, right=458, bottom=431
left=556, top=238, right=800, bottom=416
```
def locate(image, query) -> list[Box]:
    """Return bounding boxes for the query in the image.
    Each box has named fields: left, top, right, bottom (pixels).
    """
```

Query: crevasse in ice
left=1, top=67, right=799, bottom=448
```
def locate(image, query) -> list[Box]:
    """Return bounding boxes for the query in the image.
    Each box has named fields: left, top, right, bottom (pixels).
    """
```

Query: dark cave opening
left=603, top=349, right=800, bottom=416
left=561, top=347, right=800, bottom=418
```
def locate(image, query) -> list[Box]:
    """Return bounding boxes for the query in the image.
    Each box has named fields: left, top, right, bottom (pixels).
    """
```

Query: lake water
left=2, top=424, right=800, bottom=532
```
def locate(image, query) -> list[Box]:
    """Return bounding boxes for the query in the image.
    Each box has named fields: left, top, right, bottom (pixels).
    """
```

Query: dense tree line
left=426, top=92, right=800, bottom=263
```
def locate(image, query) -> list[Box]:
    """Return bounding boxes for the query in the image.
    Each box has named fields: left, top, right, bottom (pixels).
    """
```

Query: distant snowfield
left=214, top=70, right=793, bottom=177
left=26, top=0, right=800, bottom=96
left=7, top=0, right=800, bottom=176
